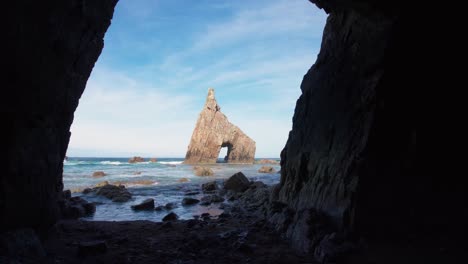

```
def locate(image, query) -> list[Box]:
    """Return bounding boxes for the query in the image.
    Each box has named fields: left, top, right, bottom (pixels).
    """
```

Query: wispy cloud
left=69, top=0, right=327, bottom=157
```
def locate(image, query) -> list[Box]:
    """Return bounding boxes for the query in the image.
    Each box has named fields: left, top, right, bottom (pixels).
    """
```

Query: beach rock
left=162, top=212, right=179, bottom=221
left=128, top=156, right=145, bottom=163
left=202, top=181, right=218, bottom=192
left=256, top=159, right=280, bottom=164
left=258, top=166, right=275, bottom=173
left=200, top=195, right=225, bottom=206
left=59, top=192, right=96, bottom=219
left=77, top=241, right=107, bottom=257
left=194, top=166, right=214, bottom=176
left=93, top=184, right=132, bottom=202
left=131, top=199, right=155, bottom=211
left=185, top=191, right=200, bottom=196
left=164, top=202, right=176, bottom=210
left=178, top=178, right=189, bottom=183
left=184, top=88, right=256, bottom=164
left=95, top=181, right=110, bottom=188
left=150, top=158, right=157, bottom=162
left=92, top=171, right=106, bottom=178
left=154, top=206, right=164, bottom=211
left=224, top=172, right=250, bottom=192
left=182, top=198, right=200, bottom=206
left=112, top=180, right=155, bottom=186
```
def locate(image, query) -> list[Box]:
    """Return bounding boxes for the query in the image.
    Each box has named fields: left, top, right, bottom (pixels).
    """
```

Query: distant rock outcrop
left=128, top=156, right=144, bottom=163
left=184, top=88, right=256, bottom=164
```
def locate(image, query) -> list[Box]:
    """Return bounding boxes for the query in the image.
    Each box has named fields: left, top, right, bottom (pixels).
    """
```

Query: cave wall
left=274, top=0, right=422, bottom=252
left=1, top=0, right=117, bottom=231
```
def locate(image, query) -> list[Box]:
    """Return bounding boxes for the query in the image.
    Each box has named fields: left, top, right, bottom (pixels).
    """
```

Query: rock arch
left=184, top=88, right=256, bottom=164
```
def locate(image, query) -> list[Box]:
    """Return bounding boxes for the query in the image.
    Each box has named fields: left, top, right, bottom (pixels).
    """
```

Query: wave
left=159, top=161, right=183, bottom=165
left=100, top=161, right=122, bottom=165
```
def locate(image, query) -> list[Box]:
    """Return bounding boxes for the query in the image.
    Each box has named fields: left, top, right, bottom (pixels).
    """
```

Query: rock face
left=271, top=0, right=423, bottom=253
left=2, top=0, right=117, bottom=231
left=184, top=89, right=256, bottom=164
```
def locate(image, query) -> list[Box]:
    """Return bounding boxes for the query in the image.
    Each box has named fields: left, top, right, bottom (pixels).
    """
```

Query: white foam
left=159, top=161, right=183, bottom=165
left=100, top=161, right=122, bottom=165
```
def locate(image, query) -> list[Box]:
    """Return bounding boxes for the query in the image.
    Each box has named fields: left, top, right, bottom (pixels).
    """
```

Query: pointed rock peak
left=205, top=88, right=220, bottom=111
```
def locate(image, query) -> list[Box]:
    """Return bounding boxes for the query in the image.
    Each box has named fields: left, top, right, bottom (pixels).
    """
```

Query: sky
left=67, top=0, right=327, bottom=158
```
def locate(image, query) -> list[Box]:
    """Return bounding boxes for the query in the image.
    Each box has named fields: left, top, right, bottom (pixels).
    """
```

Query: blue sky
left=67, top=0, right=327, bottom=158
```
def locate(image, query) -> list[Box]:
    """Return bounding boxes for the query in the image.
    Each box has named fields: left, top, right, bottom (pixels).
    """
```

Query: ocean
left=64, top=157, right=281, bottom=222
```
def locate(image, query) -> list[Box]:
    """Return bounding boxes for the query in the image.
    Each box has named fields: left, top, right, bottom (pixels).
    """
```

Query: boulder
left=200, top=195, right=225, bottom=206
left=178, top=178, right=189, bottom=183
left=194, top=166, right=214, bottom=176
left=91, top=184, right=132, bottom=202
left=162, top=212, right=178, bottom=221
left=258, top=166, right=275, bottom=173
left=184, top=88, right=256, bottom=164
left=182, top=197, right=200, bottom=206
left=224, top=172, right=250, bottom=192
left=149, top=158, right=157, bottom=162
left=59, top=191, right=96, bottom=219
left=131, top=198, right=155, bottom=211
left=92, top=171, right=106, bottom=178
left=128, top=156, right=145, bottom=163
left=202, top=181, right=218, bottom=192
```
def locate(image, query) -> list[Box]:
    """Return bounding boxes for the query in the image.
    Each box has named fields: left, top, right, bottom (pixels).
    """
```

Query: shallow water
left=64, top=157, right=280, bottom=221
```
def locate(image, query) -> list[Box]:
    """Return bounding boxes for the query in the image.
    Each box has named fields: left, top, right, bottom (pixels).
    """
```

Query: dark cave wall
left=1, top=0, right=117, bottom=230
left=275, top=1, right=420, bottom=251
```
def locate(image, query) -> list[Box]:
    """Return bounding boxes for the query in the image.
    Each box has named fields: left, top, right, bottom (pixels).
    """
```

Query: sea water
left=64, top=157, right=280, bottom=222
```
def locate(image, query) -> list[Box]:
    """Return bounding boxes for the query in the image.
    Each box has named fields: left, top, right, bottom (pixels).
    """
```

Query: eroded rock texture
left=273, top=0, right=422, bottom=252
left=184, top=89, right=256, bottom=164
left=2, top=0, right=117, bottom=231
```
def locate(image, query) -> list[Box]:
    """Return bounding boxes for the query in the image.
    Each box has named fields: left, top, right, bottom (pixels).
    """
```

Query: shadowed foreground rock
left=184, top=88, right=256, bottom=164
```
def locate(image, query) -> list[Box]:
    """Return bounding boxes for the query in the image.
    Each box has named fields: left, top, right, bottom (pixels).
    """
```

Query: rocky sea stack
left=184, top=88, right=256, bottom=164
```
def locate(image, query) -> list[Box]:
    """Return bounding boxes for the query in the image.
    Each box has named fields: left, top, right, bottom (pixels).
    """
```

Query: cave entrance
left=218, top=143, right=233, bottom=163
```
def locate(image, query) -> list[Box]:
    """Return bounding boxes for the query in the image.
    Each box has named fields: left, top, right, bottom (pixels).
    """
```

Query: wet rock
left=224, top=172, right=250, bottom=192
left=128, top=156, right=145, bottom=163
left=202, top=181, right=218, bottom=192
left=164, top=202, right=177, bottom=210
left=63, top=190, right=71, bottom=200
left=150, top=158, right=157, bottom=162
left=194, top=166, right=214, bottom=176
left=131, top=199, right=155, bottom=211
left=154, top=206, right=165, bottom=211
left=178, top=178, right=189, bottom=183
left=92, top=171, right=106, bottom=178
left=77, top=240, right=107, bottom=257
left=162, top=212, right=179, bottom=221
left=258, top=166, right=275, bottom=173
left=87, top=184, right=132, bottom=202
left=133, top=171, right=142, bottom=175
left=184, top=88, right=256, bottom=164
left=95, top=181, right=110, bottom=187
left=182, top=198, right=200, bottom=206
left=185, top=191, right=200, bottom=196
left=200, top=195, right=225, bottom=206
left=59, top=192, right=95, bottom=219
